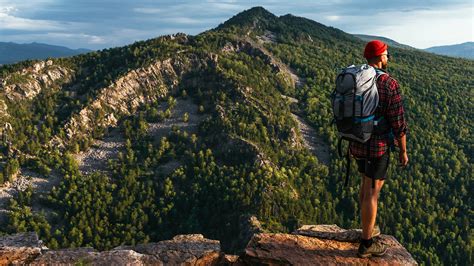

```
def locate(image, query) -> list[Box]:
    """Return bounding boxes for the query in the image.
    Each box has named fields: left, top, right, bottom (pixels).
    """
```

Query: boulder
left=240, top=224, right=418, bottom=265
left=0, top=232, right=42, bottom=264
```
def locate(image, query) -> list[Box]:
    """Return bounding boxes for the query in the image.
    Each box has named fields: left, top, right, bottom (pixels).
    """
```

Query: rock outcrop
left=242, top=224, right=418, bottom=265
left=0, top=225, right=417, bottom=265
left=0, top=60, right=73, bottom=101
left=221, top=38, right=302, bottom=89
left=52, top=56, right=207, bottom=148
left=0, top=232, right=42, bottom=264
left=4, top=233, right=221, bottom=265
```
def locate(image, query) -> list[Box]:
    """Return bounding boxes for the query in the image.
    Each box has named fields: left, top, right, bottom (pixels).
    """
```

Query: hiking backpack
left=331, top=64, right=385, bottom=143
left=331, top=64, right=388, bottom=187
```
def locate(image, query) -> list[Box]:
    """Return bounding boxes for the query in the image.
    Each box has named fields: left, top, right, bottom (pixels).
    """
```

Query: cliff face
left=0, top=60, right=73, bottom=101
left=0, top=60, right=73, bottom=120
left=1, top=225, right=417, bottom=265
left=53, top=55, right=209, bottom=148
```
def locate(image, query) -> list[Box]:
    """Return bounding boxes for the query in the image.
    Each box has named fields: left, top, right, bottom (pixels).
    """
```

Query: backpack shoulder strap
left=375, top=68, right=387, bottom=80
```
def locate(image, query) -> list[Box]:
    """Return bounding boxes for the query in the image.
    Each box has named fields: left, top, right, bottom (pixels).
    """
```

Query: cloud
left=378, top=7, right=473, bottom=48
left=400, top=7, right=432, bottom=13
left=133, top=7, right=162, bottom=14
left=0, top=0, right=472, bottom=50
left=325, top=15, right=340, bottom=21
left=0, top=11, right=64, bottom=31
left=0, top=6, right=18, bottom=14
left=46, top=32, right=107, bottom=44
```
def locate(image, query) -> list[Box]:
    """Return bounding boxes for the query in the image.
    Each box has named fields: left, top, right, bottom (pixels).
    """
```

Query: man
left=350, top=40, right=408, bottom=258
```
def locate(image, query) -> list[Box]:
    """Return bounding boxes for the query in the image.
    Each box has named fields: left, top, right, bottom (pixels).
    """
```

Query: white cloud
left=0, top=6, right=18, bottom=14
left=1, top=0, right=472, bottom=50
left=157, top=16, right=219, bottom=25
left=163, top=17, right=202, bottom=25
left=325, top=15, right=340, bottom=21
left=355, top=4, right=474, bottom=48
left=208, top=2, right=246, bottom=11
left=133, top=7, right=162, bottom=14
left=0, top=12, right=64, bottom=31
left=45, top=32, right=107, bottom=44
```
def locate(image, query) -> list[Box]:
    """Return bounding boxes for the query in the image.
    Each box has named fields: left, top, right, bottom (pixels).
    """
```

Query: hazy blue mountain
left=354, top=34, right=417, bottom=50
left=0, top=42, right=91, bottom=65
left=424, top=42, right=474, bottom=59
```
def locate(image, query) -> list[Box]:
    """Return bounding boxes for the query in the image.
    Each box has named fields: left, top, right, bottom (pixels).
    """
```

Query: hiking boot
left=357, top=240, right=388, bottom=258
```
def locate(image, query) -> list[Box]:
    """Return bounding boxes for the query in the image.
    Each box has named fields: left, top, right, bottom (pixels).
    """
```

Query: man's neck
left=369, top=62, right=383, bottom=69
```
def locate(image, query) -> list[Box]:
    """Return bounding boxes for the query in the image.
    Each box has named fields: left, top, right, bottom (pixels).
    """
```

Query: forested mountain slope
left=0, top=6, right=471, bottom=265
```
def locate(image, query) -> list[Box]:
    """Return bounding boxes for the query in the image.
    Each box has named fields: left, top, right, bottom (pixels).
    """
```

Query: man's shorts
left=355, top=151, right=390, bottom=180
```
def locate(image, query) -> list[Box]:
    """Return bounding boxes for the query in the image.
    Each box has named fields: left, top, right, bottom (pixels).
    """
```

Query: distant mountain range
left=0, top=42, right=91, bottom=65
left=3, top=37, right=471, bottom=66
left=355, top=35, right=473, bottom=60
left=424, top=42, right=474, bottom=59
left=354, top=34, right=417, bottom=50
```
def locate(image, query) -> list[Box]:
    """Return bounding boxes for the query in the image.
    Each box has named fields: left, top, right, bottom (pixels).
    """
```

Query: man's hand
left=399, top=151, right=408, bottom=168
left=396, top=134, right=408, bottom=167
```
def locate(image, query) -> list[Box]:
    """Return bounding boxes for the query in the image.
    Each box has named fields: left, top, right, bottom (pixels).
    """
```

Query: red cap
left=364, top=40, right=388, bottom=59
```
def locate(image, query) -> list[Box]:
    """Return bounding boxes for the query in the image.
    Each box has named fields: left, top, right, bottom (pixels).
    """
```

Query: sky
left=0, top=0, right=473, bottom=50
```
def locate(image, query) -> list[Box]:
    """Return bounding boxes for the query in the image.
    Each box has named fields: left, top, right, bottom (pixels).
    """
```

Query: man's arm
left=397, top=134, right=408, bottom=167
left=385, top=78, right=408, bottom=167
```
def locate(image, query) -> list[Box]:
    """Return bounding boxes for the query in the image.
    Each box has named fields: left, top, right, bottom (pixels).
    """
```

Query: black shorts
left=355, top=151, right=390, bottom=180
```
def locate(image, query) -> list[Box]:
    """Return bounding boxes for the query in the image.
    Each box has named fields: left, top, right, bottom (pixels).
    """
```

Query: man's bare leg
left=361, top=176, right=384, bottom=239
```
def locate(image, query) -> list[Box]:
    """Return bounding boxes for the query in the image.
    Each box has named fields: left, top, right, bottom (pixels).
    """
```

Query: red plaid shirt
left=350, top=69, right=407, bottom=158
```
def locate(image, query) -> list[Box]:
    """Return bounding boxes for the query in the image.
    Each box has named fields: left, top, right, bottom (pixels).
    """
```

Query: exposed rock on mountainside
left=221, top=39, right=303, bottom=89
left=74, top=127, right=124, bottom=175
left=75, top=97, right=204, bottom=175
left=291, top=112, right=330, bottom=165
left=54, top=56, right=207, bottom=148
left=281, top=94, right=330, bottom=165
left=0, top=225, right=417, bottom=265
left=0, top=60, right=73, bottom=101
left=0, top=169, right=61, bottom=223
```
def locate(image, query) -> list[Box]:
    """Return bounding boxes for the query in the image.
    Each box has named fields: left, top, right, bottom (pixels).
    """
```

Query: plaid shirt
left=350, top=69, right=407, bottom=158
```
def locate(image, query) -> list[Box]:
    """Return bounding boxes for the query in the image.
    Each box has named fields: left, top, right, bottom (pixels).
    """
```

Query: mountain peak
left=234, top=6, right=276, bottom=19
left=216, top=6, right=278, bottom=31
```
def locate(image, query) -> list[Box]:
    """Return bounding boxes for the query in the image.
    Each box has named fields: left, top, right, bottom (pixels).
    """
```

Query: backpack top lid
left=336, top=64, right=378, bottom=94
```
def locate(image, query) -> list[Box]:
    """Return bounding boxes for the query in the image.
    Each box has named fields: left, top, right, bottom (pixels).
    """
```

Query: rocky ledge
left=0, top=225, right=417, bottom=265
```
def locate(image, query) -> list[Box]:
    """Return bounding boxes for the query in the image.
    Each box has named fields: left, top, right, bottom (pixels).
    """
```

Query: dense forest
left=0, top=7, right=471, bottom=265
